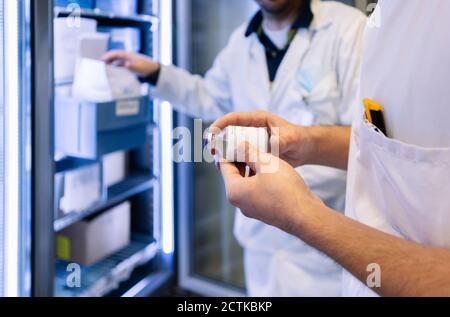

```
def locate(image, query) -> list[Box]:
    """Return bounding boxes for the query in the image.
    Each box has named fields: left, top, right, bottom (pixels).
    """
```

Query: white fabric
left=344, top=0, right=450, bottom=296
left=262, top=22, right=290, bottom=49
left=153, top=0, right=367, bottom=296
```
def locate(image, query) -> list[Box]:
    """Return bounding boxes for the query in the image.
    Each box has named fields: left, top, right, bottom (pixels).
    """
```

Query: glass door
left=0, top=0, right=32, bottom=297
left=176, top=0, right=375, bottom=297
left=176, top=0, right=257, bottom=297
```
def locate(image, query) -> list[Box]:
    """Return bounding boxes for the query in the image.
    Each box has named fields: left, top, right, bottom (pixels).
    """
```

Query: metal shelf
left=54, top=235, right=159, bottom=297
left=54, top=171, right=156, bottom=232
left=55, top=157, right=96, bottom=174
left=54, top=7, right=159, bottom=26
left=121, top=270, right=172, bottom=297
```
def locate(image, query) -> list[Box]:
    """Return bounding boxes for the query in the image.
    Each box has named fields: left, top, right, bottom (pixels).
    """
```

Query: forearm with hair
left=303, top=126, right=351, bottom=170
left=290, top=205, right=450, bottom=297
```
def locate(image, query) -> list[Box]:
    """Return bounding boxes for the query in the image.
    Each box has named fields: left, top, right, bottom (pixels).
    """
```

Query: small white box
left=58, top=163, right=104, bottom=215
left=103, top=151, right=128, bottom=187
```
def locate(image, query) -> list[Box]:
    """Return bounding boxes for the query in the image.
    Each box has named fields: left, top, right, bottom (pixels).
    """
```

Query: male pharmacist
left=214, top=0, right=450, bottom=296
left=103, top=0, right=367, bottom=296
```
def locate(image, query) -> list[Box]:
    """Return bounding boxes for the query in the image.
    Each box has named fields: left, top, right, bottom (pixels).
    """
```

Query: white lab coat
left=344, top=0, right=450, bottom=296
left=153, top=0, right=367, bottom=296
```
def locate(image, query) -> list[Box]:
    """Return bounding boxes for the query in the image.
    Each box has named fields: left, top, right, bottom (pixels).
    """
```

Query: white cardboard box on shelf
left=58, top=163, right=104, bottom=215
left=57, top=201, right=131, bottom=266
left=103, top=151, right=128, bottom=188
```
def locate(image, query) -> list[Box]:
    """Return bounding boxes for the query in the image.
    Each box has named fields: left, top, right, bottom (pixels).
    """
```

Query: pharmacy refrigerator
left=28, top=0, right=175, bottom=297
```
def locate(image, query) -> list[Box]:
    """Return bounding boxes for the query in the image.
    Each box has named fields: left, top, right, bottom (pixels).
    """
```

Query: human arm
left=220, top=144, right=450, bottom=297
left=101, top=30, right=239, bottom=120
left=211, top=111, right=351, bottom=170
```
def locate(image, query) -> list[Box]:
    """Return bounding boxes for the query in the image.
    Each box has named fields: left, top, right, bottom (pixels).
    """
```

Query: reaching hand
left=102, top=50, right=160, bottom=78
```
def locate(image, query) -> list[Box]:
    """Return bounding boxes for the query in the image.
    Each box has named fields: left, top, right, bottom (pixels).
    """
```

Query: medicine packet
left=205, top=126, right=269, bottom=163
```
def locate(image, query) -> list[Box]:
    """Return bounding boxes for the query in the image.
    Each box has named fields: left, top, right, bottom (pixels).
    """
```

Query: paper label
left=116, top=100, right=140, bottom=117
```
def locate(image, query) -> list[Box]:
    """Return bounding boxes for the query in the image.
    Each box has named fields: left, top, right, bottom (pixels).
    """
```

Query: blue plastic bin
left=56, top=95, right=153, bottom=159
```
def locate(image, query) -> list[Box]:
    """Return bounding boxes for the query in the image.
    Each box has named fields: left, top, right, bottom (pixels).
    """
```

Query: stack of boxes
left=54, top=0, right=150, bottom=268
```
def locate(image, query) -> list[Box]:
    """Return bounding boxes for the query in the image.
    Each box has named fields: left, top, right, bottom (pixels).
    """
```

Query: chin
left=256, top=0, right=295, bottom=15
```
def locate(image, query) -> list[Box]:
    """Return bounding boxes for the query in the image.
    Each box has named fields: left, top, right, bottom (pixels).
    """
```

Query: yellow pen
left=363, top=98, right=387, bottom=136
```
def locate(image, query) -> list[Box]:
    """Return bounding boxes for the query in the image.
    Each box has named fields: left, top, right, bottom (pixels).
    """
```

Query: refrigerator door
left=176, top=0, right=257, bottom=297
left=0, top=0, right=32, bottom=297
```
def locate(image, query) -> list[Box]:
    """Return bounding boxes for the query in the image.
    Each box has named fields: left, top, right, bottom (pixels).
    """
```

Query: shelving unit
left=54, top=7, right=158, bottom=25
left=31, top=0, right=173, bottom=297
left=54, top=235, right=158, bottom=297
left=54, top=172, right=156, bottom=232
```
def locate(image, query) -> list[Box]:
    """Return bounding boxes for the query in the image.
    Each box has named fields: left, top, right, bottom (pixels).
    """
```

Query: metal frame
left=31, top=0, right=55, bottom=297
left=18, top=0, right=32, bottom=297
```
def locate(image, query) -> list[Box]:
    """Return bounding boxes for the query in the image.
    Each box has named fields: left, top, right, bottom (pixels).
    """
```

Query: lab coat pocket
left=357, top=118, right=450, bottom=247
left=298, top=71, right=340, bottom=125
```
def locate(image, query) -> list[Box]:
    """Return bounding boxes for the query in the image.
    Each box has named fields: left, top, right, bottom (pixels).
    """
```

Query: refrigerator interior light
left=4, top=0, right=21, bottom=297
left=160, top=0, right=174, bottom=255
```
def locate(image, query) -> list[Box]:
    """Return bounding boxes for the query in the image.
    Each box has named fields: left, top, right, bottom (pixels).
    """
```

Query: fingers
left=219, top=161, right=242, bottom=184
left=219, top=161, right=248, bottom=206
left=237, top=142, right=262, bottom=173
left=237, top=141, right=279, bottom=175
left=210, top=111, right=271, bottom=131
left=101, top=50, right=129, bottom=64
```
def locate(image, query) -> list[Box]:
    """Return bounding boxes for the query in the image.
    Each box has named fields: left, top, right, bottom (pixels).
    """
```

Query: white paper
left=54, top=18, right=97, bottom=83
left=73, top=58, right=141, bottom=103
left=72, top=58, right=113, bottom=102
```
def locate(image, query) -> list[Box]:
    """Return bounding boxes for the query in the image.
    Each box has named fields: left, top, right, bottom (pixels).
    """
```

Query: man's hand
left=102, top=51, right=160, bottom=78
left=219, top=142, right=325, bottom=235
left=220, top=144, right=450, bottom=297
left=211, top=111, right=352, bottom=170
left=212, top=111, right=313, bottom=167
